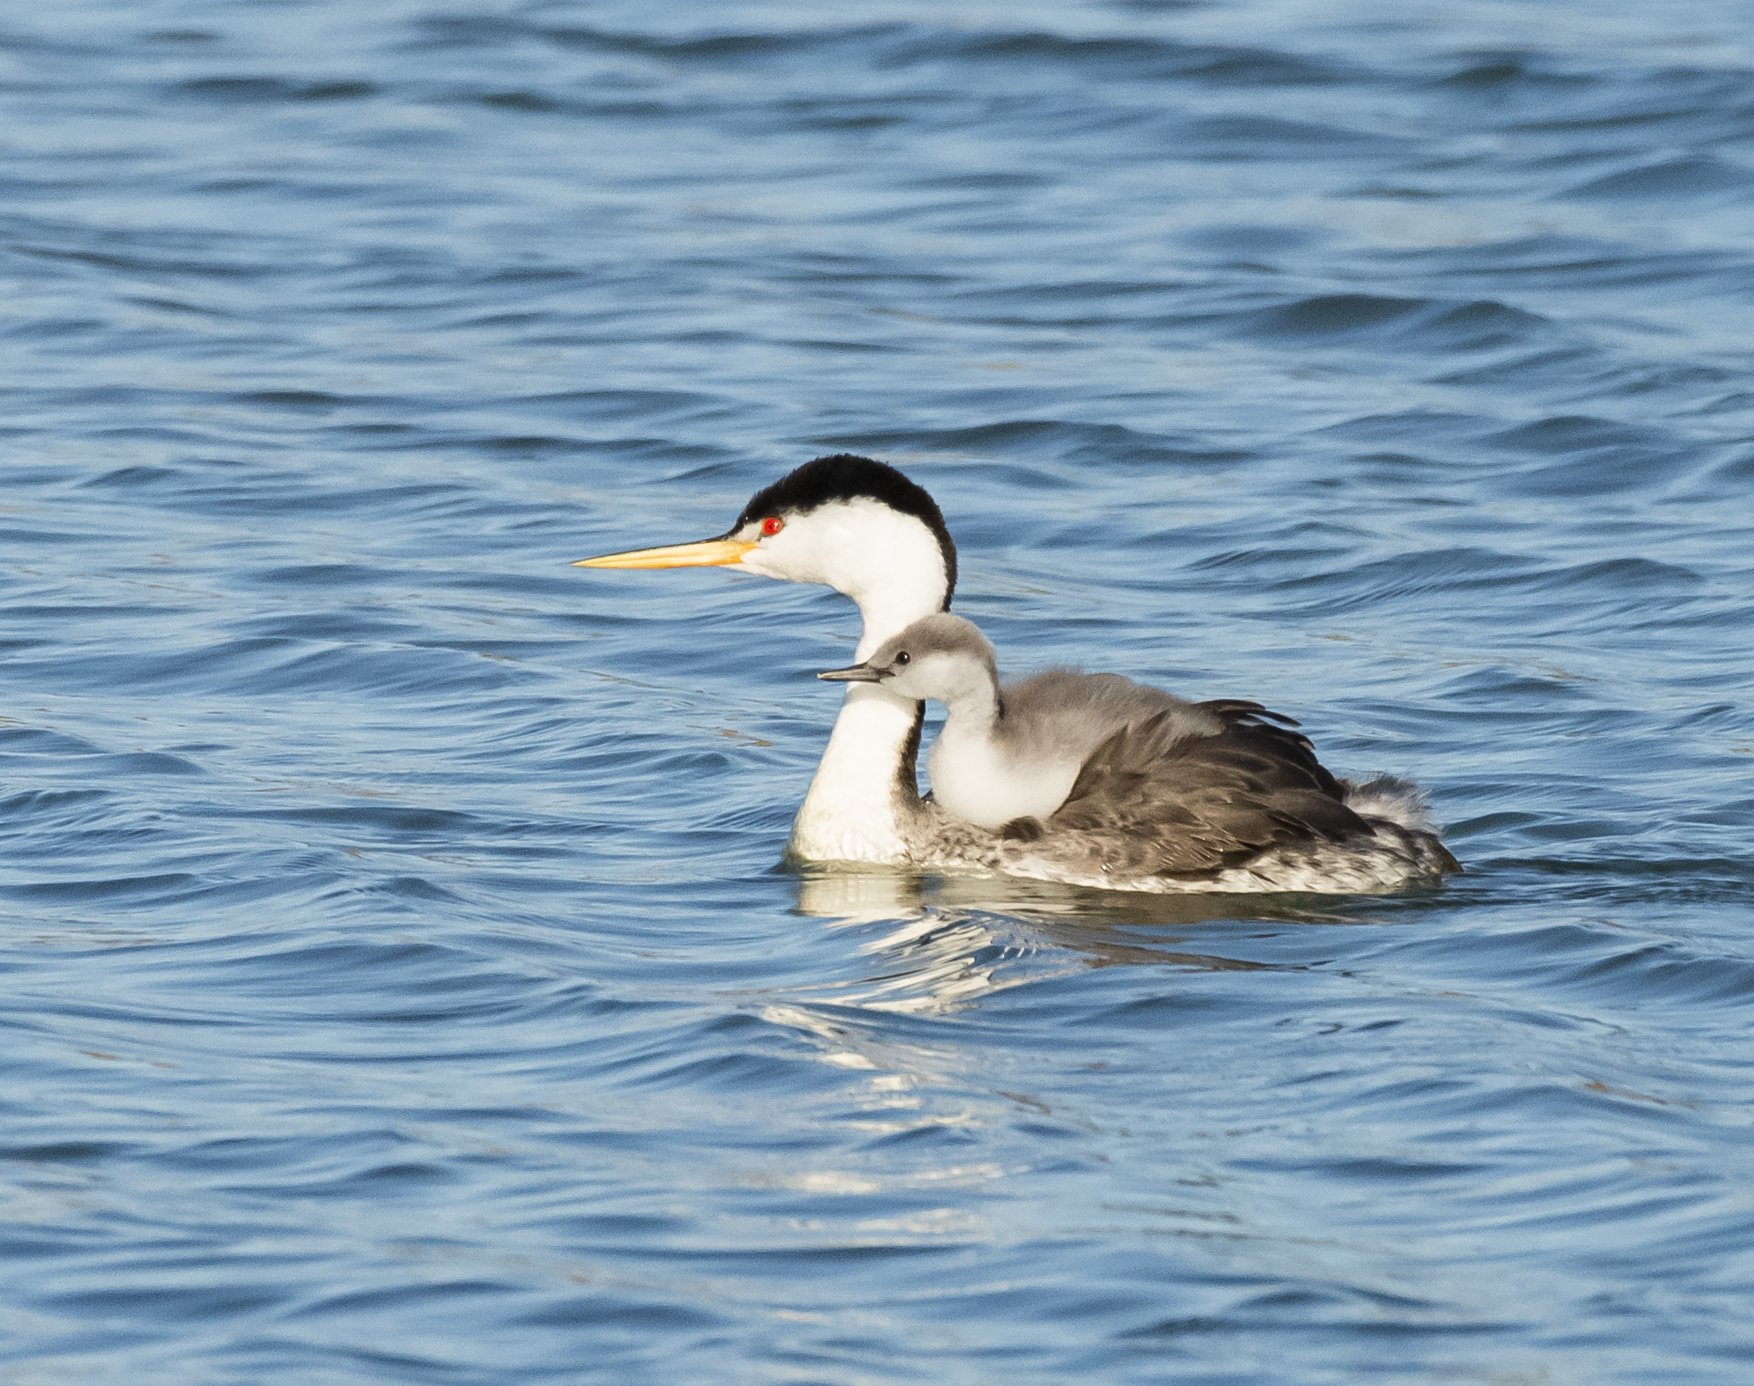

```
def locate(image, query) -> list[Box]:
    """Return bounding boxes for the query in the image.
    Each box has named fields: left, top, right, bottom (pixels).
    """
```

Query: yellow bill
left=572, top=537, right=755, bottom=570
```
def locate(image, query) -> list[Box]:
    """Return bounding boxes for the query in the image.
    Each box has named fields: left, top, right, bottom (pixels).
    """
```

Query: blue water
left=4, top=1, right=1753, bottom=1381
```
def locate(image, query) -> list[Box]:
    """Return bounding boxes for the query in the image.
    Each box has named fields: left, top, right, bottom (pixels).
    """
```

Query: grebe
left=577, top=454, right=1457, bottom=892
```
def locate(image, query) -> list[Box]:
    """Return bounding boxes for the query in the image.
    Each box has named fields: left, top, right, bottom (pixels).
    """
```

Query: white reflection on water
left=783, top=866, right=1311, bottom=1017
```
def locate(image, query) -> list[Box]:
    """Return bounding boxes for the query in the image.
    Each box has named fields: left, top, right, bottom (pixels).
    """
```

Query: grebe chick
left=820, top=612, right=1186, bottom=831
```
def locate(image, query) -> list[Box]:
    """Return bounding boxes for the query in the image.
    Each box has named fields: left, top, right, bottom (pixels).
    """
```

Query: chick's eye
left=760, top=516, right=784, bottom=538
left=894, top=651, right=911, bottom=666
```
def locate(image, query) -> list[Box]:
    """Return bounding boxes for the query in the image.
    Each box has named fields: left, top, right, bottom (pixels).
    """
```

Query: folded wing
left=1016, top=699, right=1375, bottom=880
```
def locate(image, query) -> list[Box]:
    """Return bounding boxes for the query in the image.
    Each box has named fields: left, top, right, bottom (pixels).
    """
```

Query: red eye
left=760, top=516, right=784, bottom=537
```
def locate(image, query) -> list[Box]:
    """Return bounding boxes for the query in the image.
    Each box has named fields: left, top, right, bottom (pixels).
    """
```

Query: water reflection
left=784, top=865, right=1347, bottom=1017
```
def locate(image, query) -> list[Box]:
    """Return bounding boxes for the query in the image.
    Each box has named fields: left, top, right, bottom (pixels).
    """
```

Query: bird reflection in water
left=783, top=866, right=1346, bottom=1018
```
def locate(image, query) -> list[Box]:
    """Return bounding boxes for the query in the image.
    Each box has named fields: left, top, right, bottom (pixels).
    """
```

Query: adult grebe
left=577, top=454, right=1458, bottom=892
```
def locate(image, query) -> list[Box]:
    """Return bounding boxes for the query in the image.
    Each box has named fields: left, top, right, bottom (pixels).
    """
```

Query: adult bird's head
left=575, top=454, right=958, bottom=648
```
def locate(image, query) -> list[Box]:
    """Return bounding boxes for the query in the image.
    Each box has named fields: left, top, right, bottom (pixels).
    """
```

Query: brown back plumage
left=1022, top=699, right=1375, bottom=879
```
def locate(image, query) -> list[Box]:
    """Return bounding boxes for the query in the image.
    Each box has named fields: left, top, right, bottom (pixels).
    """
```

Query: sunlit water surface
left=4, top=1, right=1753, bottom=1381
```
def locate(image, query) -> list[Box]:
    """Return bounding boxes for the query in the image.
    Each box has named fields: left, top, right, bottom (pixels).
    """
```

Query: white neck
left=788, top=679, right=920, bottom=863
left=942, top=678, right=1001, bottom=733
left=785, top=504, right=949, bottom=864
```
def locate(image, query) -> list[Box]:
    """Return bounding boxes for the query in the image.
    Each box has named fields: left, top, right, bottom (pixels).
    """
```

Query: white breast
left=927, top=721, right=1080, bottom=830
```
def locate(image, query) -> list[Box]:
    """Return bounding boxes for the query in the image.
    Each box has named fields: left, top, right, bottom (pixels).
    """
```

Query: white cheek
left=741, top=523, right=851, bottom=588
left=752, top=532, right=828, bottom=584
left=737, top=545, right=782, bottom=579
left=718, top=499, right=951, bottom=655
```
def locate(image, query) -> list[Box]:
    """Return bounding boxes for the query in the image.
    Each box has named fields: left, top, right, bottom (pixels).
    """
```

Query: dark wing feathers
left=1045, top=701, right=1370, bottom=878
left=1194, top=698, right=1302, bottom=730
